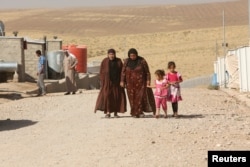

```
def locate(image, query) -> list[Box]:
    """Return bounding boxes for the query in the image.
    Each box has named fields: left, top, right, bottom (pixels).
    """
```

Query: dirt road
left=0, top=88, right=249, bottom=167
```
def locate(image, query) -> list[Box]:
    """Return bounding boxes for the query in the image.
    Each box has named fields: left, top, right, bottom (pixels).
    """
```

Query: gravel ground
left=0, top=88, right=249, bottom=167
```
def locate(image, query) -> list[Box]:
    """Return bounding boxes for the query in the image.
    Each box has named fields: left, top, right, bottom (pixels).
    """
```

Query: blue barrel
left=211, top=73, right=218, bottom=86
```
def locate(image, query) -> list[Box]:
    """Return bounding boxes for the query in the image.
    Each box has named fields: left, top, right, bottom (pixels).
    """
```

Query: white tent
left=214, top=57, right=226, bottom=87
left=225, top=54, right=239, bottom=89
left=214, top=46, right=250, bottom=92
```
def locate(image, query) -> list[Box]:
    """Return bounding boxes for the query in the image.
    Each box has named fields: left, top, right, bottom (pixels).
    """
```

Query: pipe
left=0, top=62, right=18, bottom=72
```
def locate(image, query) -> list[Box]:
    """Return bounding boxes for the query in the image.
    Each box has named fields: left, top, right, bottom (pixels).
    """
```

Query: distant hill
left=0, top=0, right=247, bottom=37
left=0, top=0, right=248, bottom=80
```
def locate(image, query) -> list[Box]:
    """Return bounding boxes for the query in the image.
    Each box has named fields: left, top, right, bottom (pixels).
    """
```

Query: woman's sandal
left=154, top=115, right=160, bottom=119
left=114, top=114, right=120, bottom=118
left=105, top=114, right=111, bottom=118
left=164, top=115, right=168, bottom=119
left=139, top=113, right=145, bottom=118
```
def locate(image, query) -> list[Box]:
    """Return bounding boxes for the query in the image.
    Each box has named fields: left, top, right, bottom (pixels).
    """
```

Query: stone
left=216, top=144, right=221, bottom=147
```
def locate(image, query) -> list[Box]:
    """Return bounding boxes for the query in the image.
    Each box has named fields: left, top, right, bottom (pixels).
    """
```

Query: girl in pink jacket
left=148, top=70, right=169, bottom=118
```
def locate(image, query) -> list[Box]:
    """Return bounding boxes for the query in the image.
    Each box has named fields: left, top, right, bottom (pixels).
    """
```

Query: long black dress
left=94, top=57, right=127, bottom=114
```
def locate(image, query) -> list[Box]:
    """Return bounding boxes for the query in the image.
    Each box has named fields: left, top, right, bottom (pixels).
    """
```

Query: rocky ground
left=0, top=87, right=249, bottom=167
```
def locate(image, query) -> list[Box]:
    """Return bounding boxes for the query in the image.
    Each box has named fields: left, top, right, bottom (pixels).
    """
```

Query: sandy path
left=0, top=88, right=249, bottom=167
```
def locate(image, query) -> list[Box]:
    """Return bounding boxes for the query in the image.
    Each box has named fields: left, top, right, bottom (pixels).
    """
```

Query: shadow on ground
left=100, top=114, right=205, bottom=119
left=0, top=119, right=37, bottom=131
left=0, top=90, right=37, bottom=103
left=0, top=93, right=24, bottom=101
left=176, top=114, right=204, bottom=119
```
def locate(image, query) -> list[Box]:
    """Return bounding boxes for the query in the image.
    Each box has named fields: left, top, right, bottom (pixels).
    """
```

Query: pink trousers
left=155, top=97, right=167, bottom=110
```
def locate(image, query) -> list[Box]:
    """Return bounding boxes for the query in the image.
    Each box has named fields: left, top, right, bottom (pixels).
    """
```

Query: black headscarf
left=108, top=48, right=116, bottom=56
left=127, top=48, right=141, bottom=70
left=108, top=49, right=119, bottom=83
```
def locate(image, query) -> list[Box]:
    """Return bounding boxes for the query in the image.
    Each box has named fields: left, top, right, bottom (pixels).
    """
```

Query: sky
left=0, top=0, right=235, bottom=9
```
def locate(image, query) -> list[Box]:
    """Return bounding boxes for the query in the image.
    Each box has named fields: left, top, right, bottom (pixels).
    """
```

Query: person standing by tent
left=120, top=48, right=156, bottom=118
left=94, top=49, right=127, bottom=118
left=63, top=50, right=78, bottom=95
left=36, top=50, right=46, bottom=96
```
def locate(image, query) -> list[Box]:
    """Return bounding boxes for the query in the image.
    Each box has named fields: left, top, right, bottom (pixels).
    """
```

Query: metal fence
left=181, top=75, right=213, bottom=88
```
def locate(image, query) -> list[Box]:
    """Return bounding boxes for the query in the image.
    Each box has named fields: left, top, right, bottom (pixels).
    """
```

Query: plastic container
left=68, top=45, right=87, bottom=73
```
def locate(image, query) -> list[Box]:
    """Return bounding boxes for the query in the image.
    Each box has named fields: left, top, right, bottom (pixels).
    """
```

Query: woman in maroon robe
left=120, top=48, right=156, bottom=118
left=95, top=49, right=127, bottom=118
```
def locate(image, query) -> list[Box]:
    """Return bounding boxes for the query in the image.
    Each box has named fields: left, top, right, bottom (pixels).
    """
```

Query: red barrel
left=62, top=44, right=77, bottom=50
left=68, top=45, right=87, bottom=73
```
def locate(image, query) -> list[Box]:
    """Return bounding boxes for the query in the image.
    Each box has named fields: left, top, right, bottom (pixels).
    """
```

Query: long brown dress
left=95, top=57, right=127, bottom=114
left=121, top=56, right=156, bottom=117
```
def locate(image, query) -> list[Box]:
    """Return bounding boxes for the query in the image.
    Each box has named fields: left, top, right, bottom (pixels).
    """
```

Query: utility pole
left=223, top=10, right=227, bottom=88
left=124, top=37, right=127, bottom=59
left=215, top=39, right=218, bottom=61
left=249, top=0, right=250, bottom=45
